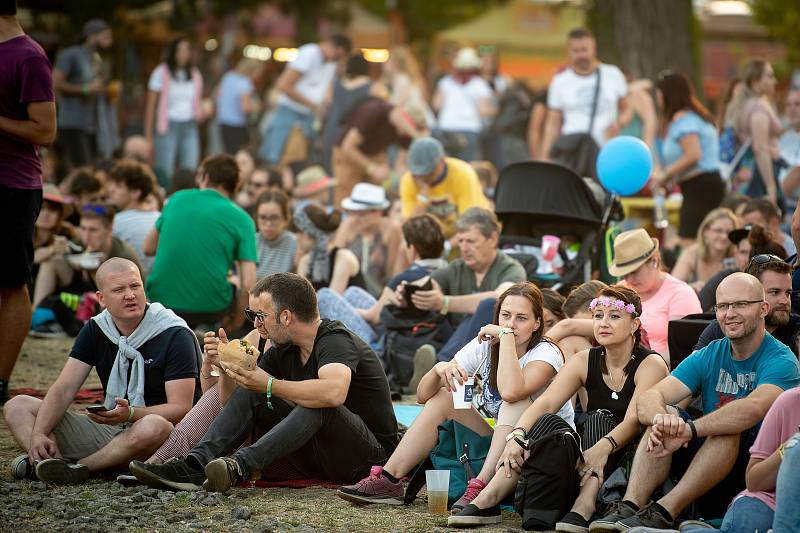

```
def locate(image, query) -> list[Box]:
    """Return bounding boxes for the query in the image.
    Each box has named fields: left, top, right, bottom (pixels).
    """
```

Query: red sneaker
left=451, top=477, right=487, bottom=513
left=336, top=466, right=404, bottom=505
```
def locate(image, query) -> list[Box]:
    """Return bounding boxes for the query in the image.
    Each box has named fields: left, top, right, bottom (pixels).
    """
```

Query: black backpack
left=514, top=427, right=583, bottom=530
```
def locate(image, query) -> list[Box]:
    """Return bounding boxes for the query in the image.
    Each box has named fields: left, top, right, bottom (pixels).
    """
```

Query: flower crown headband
left=590, top=296, right=637, bottom=315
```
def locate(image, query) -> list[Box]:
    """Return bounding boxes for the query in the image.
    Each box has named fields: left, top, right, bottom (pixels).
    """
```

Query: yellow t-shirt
left=399, top=157, right=489, bottom=237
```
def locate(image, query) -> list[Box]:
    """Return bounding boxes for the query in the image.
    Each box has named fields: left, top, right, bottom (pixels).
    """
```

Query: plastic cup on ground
left=425, top=470, right=450, bottom=515
left=452, top=376, right=475, bottom=409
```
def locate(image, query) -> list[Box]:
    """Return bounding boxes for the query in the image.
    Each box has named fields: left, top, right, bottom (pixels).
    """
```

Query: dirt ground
left=0, top=337, right=533, bottom=532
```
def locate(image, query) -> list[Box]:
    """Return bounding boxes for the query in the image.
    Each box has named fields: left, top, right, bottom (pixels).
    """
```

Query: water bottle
left=653, top=189, right=669, bottom=229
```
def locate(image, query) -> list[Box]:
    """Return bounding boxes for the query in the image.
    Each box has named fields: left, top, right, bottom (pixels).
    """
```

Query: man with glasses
left=695, top=254, right=800, bottom=356
left=590, top=273, right=799, bottom=531
left=129, top=272, right=398, bottom=492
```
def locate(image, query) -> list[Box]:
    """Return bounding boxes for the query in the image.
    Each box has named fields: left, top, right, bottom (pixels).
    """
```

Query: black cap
left=728, top=224, right=753, bottom=245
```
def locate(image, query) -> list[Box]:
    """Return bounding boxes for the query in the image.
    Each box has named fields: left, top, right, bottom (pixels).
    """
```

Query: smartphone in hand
left=86, top=404, right=108, bottom=413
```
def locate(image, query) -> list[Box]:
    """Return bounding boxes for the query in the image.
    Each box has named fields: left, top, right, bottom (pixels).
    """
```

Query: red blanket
left=10, top=387, right=105, bottom=403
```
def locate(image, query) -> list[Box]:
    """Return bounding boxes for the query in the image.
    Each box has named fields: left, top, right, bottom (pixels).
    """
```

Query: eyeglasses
left=713, top=300, right=764, bottom=313
left=745, top=254, right=787, bottom=274
left=243, top=307, right=270, bottom=324
left=258, top=214, right=285, bottom=224
left=249, top=181, right=268, bottom=189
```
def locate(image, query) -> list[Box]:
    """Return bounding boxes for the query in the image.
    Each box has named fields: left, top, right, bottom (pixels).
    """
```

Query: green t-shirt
left=431, top=250, right=526, bottom=325
left=145, top=189, right=257, bottom=313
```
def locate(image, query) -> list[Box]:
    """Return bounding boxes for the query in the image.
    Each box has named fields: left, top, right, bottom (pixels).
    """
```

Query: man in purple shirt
left=0, top=0, right=56, bottom=405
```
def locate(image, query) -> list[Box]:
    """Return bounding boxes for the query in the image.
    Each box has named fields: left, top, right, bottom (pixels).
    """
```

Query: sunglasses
left=243, top=307, right=270, bottom=324
left=82, top=204, right=112, bottom=215
left=745, top=254, right=787, bottom=273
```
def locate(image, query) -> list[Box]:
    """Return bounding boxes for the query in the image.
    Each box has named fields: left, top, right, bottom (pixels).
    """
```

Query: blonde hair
left=388, top=45, right=426, bottom=95
left=727, top=59, right=770, bottom=137
left=697, top=207, right=738, bottom=261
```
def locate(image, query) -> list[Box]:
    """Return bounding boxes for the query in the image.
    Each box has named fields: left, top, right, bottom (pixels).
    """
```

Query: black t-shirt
left=259, top=319, right=399, bottom=455
left=70, top=321, right=201, bottom=406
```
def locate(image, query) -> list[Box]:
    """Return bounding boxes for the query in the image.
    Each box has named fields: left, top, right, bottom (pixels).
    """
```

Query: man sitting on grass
left=129, top=272, right=399, bottom=493
left=3, top=258, right=200, bottom=485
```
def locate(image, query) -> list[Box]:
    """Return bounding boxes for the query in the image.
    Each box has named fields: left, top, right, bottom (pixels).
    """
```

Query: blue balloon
left=596, top=136, right=653, bottom=196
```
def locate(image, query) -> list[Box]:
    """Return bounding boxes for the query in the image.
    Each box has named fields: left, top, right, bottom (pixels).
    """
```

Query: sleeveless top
left=309, top=247, right=368, bottom=292
left=585, top=344, right=660, bottom=423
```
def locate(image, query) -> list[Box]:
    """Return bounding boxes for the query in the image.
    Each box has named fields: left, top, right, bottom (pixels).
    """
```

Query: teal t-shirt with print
left=672, top=332, right=800, bottom=414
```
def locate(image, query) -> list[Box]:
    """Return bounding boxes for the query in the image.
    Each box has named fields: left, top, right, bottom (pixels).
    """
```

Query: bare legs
left=31, top=258, right=72, bottom=309
left=0, top=285, right=33, bottom=384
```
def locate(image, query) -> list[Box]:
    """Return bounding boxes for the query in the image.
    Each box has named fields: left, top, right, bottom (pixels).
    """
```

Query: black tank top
left=310, top=247, right=368, bottom=292
left=585, top=345, right=659, bottom=423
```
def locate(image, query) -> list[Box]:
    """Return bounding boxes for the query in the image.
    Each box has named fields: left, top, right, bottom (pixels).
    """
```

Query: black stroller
left=494, top=161, right=621, bottom=292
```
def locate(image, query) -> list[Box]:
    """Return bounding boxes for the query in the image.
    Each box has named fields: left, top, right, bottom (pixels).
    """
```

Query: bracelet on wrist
left=604, top=435, right=619, bottom=450
left=266, top=377, right=274, bottom=410
left=687, top=419, right=698, bottom=441
left=440, top=295, right=450, bottom=315
left=126, top=405, right=135, bottom=424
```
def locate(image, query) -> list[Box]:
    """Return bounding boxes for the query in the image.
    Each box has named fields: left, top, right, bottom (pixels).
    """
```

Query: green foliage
left=752, top=0, right=800, bottom=63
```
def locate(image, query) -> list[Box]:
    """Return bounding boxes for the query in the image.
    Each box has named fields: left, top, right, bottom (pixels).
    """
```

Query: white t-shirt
left=547, top=64, right=628, bottom=145
left=276, top=43, right=336, bottom=115
left=113, top=209, right=160, bottom=276
left=147, top=65, right=197, bottom=123
left=436, top=75, right=493, bottom=133
left=454, top=338, right=575, bottom=426
left=778, top=128, right=800, bottom=168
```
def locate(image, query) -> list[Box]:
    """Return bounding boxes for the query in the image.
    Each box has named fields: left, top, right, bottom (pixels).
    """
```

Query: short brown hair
left=80, top=202, right=116, bottom=227
left=562, top=280, right=607, bottom=317
left=200, top=154, right=240, bottom=195
left=742, top=198, right=781, bottom=223
left=568, top=27, right=594, bottom=40
left=108, top=159, right=156, bottom=199
left=402, top=215, right=444, bottom=259
left=745, top=254, right=792, bottom=281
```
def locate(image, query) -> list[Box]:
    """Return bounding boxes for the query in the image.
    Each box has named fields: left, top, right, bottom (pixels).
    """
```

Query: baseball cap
left=407, top=137, right=445, bottom=176
left=83, top=19, right=110, bottom=39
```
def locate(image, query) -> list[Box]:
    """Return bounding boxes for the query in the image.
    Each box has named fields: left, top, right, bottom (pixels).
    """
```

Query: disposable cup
left=542, top=234, right=561, bottom=261
left=452, top=377, right=475, bottom=409
left=425, top=470, right=450, bottom=515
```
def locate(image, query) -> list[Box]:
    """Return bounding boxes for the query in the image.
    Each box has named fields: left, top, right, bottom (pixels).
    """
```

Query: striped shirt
left=256, top=231, right=297, bottom=279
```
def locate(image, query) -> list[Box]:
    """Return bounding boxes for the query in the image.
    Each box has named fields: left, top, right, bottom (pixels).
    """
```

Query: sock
left=651, top=502, right=674, bottom=522
left=184, top=454, right=204, bottom=472
left=381, top=469, right=400, bottom=484
left=622, top=500, right=640, bottom=512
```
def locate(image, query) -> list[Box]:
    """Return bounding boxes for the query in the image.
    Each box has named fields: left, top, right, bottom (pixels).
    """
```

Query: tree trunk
left=589, top=0, right=698, bottom=84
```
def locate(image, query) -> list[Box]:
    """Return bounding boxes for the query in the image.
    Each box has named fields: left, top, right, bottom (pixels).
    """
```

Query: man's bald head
left=717, top=272, right=765, bottom=302
left=95, top=258, right=141, bottom=291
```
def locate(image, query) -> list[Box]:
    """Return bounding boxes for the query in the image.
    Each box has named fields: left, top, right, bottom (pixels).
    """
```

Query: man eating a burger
left=129, top=272, right=399, bottom=492
left=3, top=258, right=200, bottom=485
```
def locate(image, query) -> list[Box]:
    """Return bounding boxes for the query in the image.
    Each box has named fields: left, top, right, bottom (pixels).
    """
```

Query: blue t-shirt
left=673, top=332, right=800, bottom=414
left=216, top=71, right=254, bottom=127
left=70, top=321, right=202, bottom=406
left=660, top=111, right=720, bottom=178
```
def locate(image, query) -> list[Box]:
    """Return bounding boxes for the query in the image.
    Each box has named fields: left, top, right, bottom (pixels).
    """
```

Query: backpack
left=403, top=420, right=493, bottom=507
left=514, top=426, right=583, bottom=530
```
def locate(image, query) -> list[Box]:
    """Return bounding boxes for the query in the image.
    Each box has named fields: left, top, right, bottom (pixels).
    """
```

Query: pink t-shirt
left=734, top=387, right=800, bottom=510
left=637, top=274, right=702, bottom=355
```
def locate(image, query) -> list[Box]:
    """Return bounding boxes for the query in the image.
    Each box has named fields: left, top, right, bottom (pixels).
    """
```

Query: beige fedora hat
left=609, top=228, right=659, bottom=277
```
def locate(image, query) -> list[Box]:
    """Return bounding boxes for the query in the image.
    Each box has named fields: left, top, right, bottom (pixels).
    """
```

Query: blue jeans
left=437, top=298, right=496, bottom=362
left=153, top=120, right=200, bottom=187
left=716, top=496, right=774, bottom=533
left=773, top=431, right=800, bottom=533
left=317, top=286, right=379, bottom=349
left=258, top=104, right=314, bottom=165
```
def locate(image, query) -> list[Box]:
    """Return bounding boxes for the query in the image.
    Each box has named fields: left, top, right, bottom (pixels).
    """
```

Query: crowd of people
left=2, top=2, right=800, bottom=532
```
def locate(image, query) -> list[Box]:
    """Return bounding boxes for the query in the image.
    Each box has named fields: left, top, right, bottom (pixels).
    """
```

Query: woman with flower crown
left=449, top=285, right=670, bottom=531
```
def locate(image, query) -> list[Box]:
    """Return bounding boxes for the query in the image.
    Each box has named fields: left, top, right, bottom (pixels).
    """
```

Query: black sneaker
left=557, top=511, right=591, bottom=532
left=129, top=458, right=205, bottom=491
left=447, top=503, right=502, bottom=528
left=0, top=379, right=9, bottom=406
left=10, top=454, right=37, bottom=481
left=616, top=503, right=674, bottom=530
left=589, top=500, right=640, bottom=532
left=35, top=458, right=90, bottom=485
left=203, top=457, right=243, bottom=493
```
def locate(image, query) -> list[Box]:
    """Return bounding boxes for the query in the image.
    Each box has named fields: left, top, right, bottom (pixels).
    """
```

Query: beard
left=766, top=309, right=790, bottom=328
left=723, top=317, right=760, bottom=340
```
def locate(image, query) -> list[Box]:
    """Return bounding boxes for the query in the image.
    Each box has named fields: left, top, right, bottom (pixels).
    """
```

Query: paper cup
left=542, top=235, right=561, bottom=261
left=425, top=470, right=450, bottom=515
left=452, top=377, right=475, bottom=409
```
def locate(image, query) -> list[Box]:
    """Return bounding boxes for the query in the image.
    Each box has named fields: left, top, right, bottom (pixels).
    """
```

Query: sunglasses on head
left=745, top=254, right=787, bottom=273
left=82, top=204, right=111, bottom=215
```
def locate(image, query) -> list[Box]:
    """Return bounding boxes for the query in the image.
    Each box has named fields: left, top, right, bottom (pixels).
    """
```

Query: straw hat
left=608, top=228, right=659, bottom=277
left=452, top=47, right=482, bottom=70
left=294, top=166, right=336, bottom=198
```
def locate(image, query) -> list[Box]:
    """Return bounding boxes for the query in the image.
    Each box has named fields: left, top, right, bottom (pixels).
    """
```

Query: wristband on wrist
left=126, top=405, right=135, bottom=424
left=778, top=443, right=785, bottom=459
left=687, top=419, right=698, bottom=441
left=498, top=328, right=514, bottom=338
left=506, top=427, right=526, bottom=442
left=440, top=295, right=450, bottom=315
left=266, top=377, right=274, bottom=410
